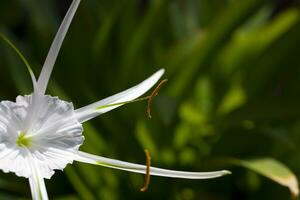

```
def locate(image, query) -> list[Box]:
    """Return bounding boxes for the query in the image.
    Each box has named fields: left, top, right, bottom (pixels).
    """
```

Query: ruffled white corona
left=0, top=94, right=83, bottom=179
left=0, top=0, right=230, bottom=199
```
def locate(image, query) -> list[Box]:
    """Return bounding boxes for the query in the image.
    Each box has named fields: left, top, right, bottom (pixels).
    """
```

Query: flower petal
left=74, top=69, right=165, bottom=123
left=73, top=151, right=231, bottom=179
left=28, top=158, right=49, bottom=200
left=37, top=0, right=81, bottom=94
left=29, top=176, right=48, bottom=200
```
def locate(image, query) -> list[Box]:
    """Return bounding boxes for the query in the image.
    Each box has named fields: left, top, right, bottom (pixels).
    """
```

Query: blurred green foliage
left=1, top=0, right=300, bottom=199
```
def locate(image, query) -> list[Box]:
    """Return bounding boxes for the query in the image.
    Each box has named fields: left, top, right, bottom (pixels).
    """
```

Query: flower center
left=16, top=132, right=32, bottom=148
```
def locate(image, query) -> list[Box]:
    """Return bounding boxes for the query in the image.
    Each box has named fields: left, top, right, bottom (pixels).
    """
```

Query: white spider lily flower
left=0, top=0, right=231, bottom=199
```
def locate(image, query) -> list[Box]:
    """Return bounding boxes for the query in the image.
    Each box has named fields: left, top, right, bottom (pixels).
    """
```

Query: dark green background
left=1, top=0, right=300, bottom=199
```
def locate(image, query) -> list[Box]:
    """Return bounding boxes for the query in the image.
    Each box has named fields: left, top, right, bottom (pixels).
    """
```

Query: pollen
left=16, top=132, right=31, bottom=147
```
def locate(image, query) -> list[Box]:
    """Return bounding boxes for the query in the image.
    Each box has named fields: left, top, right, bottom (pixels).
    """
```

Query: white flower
left=0, top=0, right=230, bottom=199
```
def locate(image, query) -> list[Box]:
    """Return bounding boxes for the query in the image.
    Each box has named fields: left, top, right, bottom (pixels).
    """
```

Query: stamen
left=140, top=149, right=151, bottom=192
left=147, top=79, right=168, bottom=118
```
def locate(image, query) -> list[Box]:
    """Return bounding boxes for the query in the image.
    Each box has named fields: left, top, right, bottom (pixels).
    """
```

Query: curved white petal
left=73, top=151, right=231, bottom=179
left=37, top=0, right=81, bottom=94
left=74, top=69, right=165, bottom=123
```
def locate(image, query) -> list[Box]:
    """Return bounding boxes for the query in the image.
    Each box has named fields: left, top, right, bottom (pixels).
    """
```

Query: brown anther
left=147, top=79, right=168, bottom=118
left=140, top=149, right=151, bottom=192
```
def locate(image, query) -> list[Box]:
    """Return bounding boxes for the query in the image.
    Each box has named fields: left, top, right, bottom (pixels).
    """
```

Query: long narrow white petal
left=37, top=0, right=81, bottom=94
left=28, top=159, right=49, bottom=200
left=74, top=69, right=165, bottom=123
left=73, top=151, right=231, bottom=179
left=29, top=176, right=48, bottom=200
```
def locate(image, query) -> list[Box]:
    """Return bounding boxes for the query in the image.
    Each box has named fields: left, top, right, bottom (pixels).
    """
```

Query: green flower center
left=16, top=133, right=31, bottom=147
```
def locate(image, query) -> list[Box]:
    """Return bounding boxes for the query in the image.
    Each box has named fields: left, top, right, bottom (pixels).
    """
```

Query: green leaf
left=120, top=0, right=169, bottom=80
left=0, top=33, right=32, bottom=73
left=233, top=158, right=299, bottom=197
left=217, top=83, right=247, bottom=115
left=0, top=32, right=36, bottom=93
left=166, top=0, right=269, bottom=97
left=64, top=167, right=95, bottom=200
